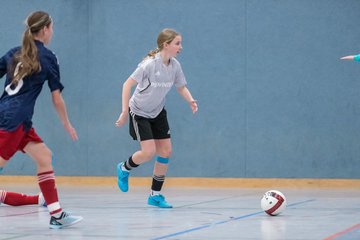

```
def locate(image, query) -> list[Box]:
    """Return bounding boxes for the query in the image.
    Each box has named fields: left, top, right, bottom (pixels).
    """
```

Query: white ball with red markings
left=261, top=190, right=287, bottom=216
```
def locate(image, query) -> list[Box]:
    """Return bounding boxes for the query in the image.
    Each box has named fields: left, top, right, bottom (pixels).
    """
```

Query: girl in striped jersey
left=0, top=11, right=82, bottom=228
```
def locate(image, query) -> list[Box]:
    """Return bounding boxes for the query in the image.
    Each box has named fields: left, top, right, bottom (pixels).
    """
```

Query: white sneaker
left=38, top=193, right=47, bottom=207
left=49, top=211, right=83, bottom=229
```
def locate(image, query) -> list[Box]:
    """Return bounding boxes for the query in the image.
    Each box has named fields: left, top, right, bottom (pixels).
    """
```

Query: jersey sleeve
left=130, top=62, right=147, bottom=83
left=174, top=62, right=187, bottom=88
left=46, top=52, right=64, bottom=92
left=354, top=54, right=360, bottom=62
left=0, top=47, right=21, bottom=79
left=0, top=55, right=6, bottom=79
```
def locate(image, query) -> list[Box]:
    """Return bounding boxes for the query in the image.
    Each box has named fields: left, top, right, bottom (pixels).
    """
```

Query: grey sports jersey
left=129, top=53, right=187, bottom=118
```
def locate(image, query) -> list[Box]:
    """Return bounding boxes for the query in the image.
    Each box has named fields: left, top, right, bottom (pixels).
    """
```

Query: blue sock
left=0, top=167, right=3, bottom=174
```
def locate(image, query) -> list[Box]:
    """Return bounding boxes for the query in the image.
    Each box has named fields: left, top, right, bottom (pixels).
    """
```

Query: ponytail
left=145, top=48, right=160, bottom=59
left=11, top=11, right=51, bottom=85
left=12, top=28, right=40, bottom=85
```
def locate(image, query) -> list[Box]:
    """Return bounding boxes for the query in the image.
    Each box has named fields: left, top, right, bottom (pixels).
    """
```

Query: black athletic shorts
left=129, top=108, right=171, bottom=141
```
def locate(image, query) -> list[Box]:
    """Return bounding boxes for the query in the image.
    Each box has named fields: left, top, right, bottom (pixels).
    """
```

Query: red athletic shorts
left=0, top=125, right=43, bottom=160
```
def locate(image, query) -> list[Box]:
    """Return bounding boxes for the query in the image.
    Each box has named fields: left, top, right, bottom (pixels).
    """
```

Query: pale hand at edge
left=65, top=123, right=78, bottom=141
left=190, top=100, right=198, bottom=114
left=340, top=56, right=354, bottom=60
left=115, top=112, right=128, bottom=127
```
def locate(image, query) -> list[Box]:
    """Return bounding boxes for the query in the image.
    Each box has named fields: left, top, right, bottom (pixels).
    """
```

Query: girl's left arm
left=0, top=55, right=7, bottom=78
left=341, top=54, right=360, bottom=61
left=177, top=86, right=198, bottom=114
left=341, top=55, right=355, bottom=60
left=51, top=89, right=78, bottom=141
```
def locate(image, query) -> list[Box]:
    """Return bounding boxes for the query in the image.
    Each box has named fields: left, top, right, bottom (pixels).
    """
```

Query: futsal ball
left=261, top=190, right=286, bottom=216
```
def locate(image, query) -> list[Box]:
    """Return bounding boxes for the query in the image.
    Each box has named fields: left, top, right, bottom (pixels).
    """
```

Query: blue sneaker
left=117, top=162, right=129, bottom=192
left=49, top=211, right=83, bottom=229
left=148, top=194, right=173, bottom=208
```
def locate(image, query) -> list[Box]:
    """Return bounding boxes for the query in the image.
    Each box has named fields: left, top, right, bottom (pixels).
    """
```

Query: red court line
left=323, top=223, right=360, bottom=240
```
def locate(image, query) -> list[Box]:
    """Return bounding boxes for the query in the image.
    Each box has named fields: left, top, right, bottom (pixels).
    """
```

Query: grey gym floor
left=0, top=184, right=359, bottom=240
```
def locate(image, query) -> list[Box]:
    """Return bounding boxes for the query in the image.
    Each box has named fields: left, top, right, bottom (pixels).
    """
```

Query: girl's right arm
left=115, top=77, right=137, bottom=127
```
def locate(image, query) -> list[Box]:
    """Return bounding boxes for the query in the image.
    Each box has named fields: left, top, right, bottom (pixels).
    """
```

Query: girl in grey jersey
left=115, top=28, right=198, bottom=208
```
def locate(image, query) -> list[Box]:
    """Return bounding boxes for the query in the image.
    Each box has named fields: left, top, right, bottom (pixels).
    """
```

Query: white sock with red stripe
left=37, top=171, right=62, bottom=217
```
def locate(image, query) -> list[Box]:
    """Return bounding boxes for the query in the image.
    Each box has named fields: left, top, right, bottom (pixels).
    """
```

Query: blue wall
left=1, top=0, right=359, bottom=178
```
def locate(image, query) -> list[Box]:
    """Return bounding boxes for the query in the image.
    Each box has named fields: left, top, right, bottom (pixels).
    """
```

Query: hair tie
left=24, top=26, right=30, bottom=34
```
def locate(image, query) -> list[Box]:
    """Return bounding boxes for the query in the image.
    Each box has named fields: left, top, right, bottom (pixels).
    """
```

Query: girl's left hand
left=190, top=100, right=198, bottom=114
left=340, top=55, right=354, bottom=60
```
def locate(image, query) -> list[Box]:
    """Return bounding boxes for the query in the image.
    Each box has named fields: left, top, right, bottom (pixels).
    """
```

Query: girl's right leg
left=24, top=141, right=82, bottom=229
left=117, top=139, right=156, bottom=192
left=24, top=142, right=60, bottom=213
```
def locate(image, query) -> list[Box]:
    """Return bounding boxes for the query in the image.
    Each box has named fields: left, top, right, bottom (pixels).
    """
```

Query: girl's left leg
left=0, top=190, right=46, bottom=206
left=0, top=153, right=45, bottom=207
left=147, top=138, right=173, bottom=208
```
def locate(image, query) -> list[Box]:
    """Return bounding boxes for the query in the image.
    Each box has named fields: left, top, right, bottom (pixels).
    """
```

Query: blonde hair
left=146, top=28, right=180, bottom=58
left=11, top=11, right=52, bottom=85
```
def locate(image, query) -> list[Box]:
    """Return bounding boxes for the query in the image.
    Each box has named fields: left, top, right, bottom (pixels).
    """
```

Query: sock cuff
left=38, top=171, right=55, bottom=183
left=153, top=175, right=165, bottom=182
left=125, top=156, right=139, bottom=170
left=128, top=156, right=139, bottom=167
left=37, top=170, right=54, bottom=176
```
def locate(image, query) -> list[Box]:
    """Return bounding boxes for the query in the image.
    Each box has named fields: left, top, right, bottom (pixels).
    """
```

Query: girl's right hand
left=64, top=122, right=78, bottom=141
left=115, top=112, right=128, bottom=127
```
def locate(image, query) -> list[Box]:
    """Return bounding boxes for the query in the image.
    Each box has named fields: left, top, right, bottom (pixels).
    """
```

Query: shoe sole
left=148, top=201, right=173, bottom=208
left=49, top=216, right=83, bottom=229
